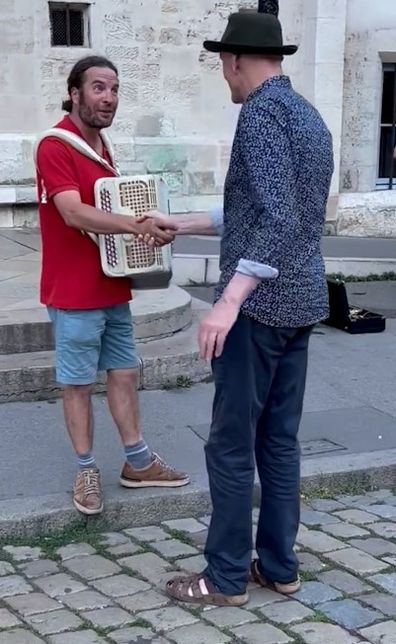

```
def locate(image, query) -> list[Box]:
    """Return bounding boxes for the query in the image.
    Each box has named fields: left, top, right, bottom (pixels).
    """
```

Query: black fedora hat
left=203, top=10, right=298, bottom=57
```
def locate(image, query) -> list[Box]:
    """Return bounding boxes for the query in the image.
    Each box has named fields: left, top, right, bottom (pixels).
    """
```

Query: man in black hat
left=164, top=6, right=334, bottom=606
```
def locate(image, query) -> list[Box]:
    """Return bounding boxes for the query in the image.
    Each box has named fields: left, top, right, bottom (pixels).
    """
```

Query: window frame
left=377, top=62, right=396, bottom=190
left=48, top=2, right=91, bottom=48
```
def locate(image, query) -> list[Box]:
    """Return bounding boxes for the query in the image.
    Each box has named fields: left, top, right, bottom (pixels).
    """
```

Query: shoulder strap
left=33, top=127, right=121, bottom=247
left=33, top=128, right=120, bottom=177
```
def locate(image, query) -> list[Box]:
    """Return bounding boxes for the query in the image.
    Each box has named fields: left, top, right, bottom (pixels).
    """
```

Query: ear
left=70, top=87, right=79, bottom=106
left=231, top=54, right=241, bottom=74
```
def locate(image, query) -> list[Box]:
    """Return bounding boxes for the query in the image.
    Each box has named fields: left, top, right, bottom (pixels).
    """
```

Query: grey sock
left=125, top=440, right=152, bottom=469
left=77, top=452, right=96, bottom=470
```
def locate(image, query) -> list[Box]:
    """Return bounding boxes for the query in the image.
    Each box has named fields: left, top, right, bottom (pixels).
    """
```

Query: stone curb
left=1, top=449, right=395, bottom=541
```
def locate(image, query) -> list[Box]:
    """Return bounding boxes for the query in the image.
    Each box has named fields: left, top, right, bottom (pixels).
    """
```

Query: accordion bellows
left=94, top=175, right=173, bottom=289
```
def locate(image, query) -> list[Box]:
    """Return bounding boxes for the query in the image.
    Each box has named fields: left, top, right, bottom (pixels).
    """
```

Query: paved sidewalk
left=0, top=488, right=395, bottom=643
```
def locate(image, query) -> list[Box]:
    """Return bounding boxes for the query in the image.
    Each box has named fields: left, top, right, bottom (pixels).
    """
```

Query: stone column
left=296, top=0, right=347, bottom=225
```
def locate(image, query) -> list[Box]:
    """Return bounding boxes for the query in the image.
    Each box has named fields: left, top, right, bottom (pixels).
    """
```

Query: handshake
left=134, top=211, right=178, bottom=248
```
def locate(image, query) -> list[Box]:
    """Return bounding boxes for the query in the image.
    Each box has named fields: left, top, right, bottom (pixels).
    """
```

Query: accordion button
left=122, top=234, right=133, bottom=242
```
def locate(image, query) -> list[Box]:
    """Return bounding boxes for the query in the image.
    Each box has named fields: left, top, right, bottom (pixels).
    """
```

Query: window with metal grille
left=49, top=3, right=90, bottom=47
left=378, top=63, right=396, bottom=190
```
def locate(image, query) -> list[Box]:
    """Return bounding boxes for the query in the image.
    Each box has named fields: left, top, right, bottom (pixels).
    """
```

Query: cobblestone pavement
left=0, top=490, right=396, bottom=643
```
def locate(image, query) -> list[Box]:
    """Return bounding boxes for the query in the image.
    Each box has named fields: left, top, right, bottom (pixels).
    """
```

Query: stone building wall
left=0, top=0, right=395, bottom=235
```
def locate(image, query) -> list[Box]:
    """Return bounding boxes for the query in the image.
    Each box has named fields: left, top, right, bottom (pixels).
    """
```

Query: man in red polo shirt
left=36, top=55, right=189, bottom=516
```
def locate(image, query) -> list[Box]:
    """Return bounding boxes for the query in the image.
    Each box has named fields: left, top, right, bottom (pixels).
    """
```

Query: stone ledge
left=337, top=191, right=396, bottom=237
left=0, top=310, right=211, bottom=403
left=0, top=286, right=193, bottom=354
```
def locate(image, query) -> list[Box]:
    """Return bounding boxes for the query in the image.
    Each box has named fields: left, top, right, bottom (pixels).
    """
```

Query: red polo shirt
left=36, top=115, right=132, bottom=309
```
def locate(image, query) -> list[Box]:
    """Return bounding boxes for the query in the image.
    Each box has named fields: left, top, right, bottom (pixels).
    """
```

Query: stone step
left=0, top=285, right=192, bottom=354
left=0, top=307, right=211, bottom=403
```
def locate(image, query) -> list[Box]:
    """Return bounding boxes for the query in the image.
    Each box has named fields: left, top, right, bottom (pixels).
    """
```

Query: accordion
left=94, top=175, right=173, bottom=290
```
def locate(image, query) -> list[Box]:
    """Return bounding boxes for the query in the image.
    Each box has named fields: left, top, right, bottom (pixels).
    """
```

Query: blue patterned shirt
left=215, top=75, right=334, bottom=327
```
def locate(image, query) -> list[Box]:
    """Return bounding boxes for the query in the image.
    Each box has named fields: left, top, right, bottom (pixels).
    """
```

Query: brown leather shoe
left=250, top=559, right=301, bottom=595
left=120, top=453, right=190, bottom=488
left=73, top=468, right=103, bottom=515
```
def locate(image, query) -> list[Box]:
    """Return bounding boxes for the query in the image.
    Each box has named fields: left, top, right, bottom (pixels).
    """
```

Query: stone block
left=298, top=552, right=327, bottom=573
left=325, top=548, right=389, bottom=575
left=370, top=522, right=396, bottom=539
left=300, top=509, right=341, bottom=525
left=0, top=561, right=15, bottom=576
left=349, top=538, right=396, bottom=557
left=117, top=553, right=171, bottom=581
left=0, top=630, right=44, bottom=643
left=318, top=570, right=371, bottom=595
left=322, top=522, right=370, bottom=538
left=49, top=631, right=107, bottom=643
left=0, top=17, right=34, bottom=53
left=19, top=559, right=59, bottom=579
left=170, top=623, right=231, bottom=643
left=360, top=621, right=396, bottom=644
left=176, top=554, right=207, bottom=574
left=293, top=581, right=342, bottom=606
left=135, top=144, right=188, bottom=173
left=0, top=607, right=21, bottom=628
left=56, top=544, right=96, bottom=561
left=61, top=590, right=113, bottom=611
left=99, top=532, right=131, bottom=547
left=245, top=587, right=286, bottom=609
left=135, top=114, right=162, bottom=137
left=25, top=609, right=83, bottom=636
left=151, top=539, right=199, bottom=559
left=82, top=607, right=133, bottom=630
left=117, top=589, right=169, bottom=612
left=319, top=598, right=383, bottom=629
left=107, top=543, right=141, bottom=557
left=34, top=573, right=87, bottom=597
left=104, top=13, right=135, bottom=43
left=188, top=171, right=217, bottom=195
left=231, top=623, right=292, bottom=643
left=162, top=518, right=206, bottom=533
left=159, top=27, right=183, bottom=44
left=138, top=605, right=198, bottom=631
left=0, top=575, right=33, bottom=597
left=358, top=592, right=396, bottom=617
left=259, top=599, right=314, bottom=624
left=368, top=573, right=396, bottom=595
left=291, top=621, right=364, bottom=643
left=297, top=529, right=346, bottom=553
left=108, top=627, right=167, bottom=643
left=62, top=555, right=121, bottom=581
left=2, top=545, right=42, bottom=561
left=308, top=499, right=345, bottom=512
left=5, top=592, right=61, bottom=616
left=91, top=574, right=150, bottom=598
left=205, top=607, right=258, bottom=628
left=124, top=526, right=171, bottom=542
left=365, top=504, right=396, bottom=519
left=333, top=509, right=379, bottom=524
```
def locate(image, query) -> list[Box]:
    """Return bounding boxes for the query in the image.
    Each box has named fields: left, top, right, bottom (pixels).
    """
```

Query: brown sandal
left=166, top=572, right=249, bottom=607
left=250, top=559, right=301, bottom=594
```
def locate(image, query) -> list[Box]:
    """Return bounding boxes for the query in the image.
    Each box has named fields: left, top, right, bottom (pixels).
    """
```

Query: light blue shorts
left=47, top=304, right=140, bottom=385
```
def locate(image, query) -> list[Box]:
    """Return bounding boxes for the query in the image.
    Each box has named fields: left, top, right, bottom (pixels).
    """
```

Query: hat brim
left=203, top=41, right=298, bottom=56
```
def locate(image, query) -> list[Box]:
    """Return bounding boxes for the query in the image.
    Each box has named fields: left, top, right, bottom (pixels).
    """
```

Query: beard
left=78, top=91, right=116, bottom=129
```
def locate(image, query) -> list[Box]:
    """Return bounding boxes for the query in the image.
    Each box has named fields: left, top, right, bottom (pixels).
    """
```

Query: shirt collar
left=246, top=75, right=291, bottom=103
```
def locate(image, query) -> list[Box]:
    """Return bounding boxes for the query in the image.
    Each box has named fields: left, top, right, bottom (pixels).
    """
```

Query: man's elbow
left=59, top=207, right=81, bottom=229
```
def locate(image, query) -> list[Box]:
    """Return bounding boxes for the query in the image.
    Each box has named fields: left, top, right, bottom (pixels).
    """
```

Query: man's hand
left=134, top=212, right=178, bottom=247
left=198, top=299, right=239, bottom=362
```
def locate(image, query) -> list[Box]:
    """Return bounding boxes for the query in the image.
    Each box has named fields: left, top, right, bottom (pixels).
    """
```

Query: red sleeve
left=36, top=138, right=80, bottom=199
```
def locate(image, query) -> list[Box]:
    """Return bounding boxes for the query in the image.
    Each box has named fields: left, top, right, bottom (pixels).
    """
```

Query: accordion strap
left=34, top=127, right=121, bottom=246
